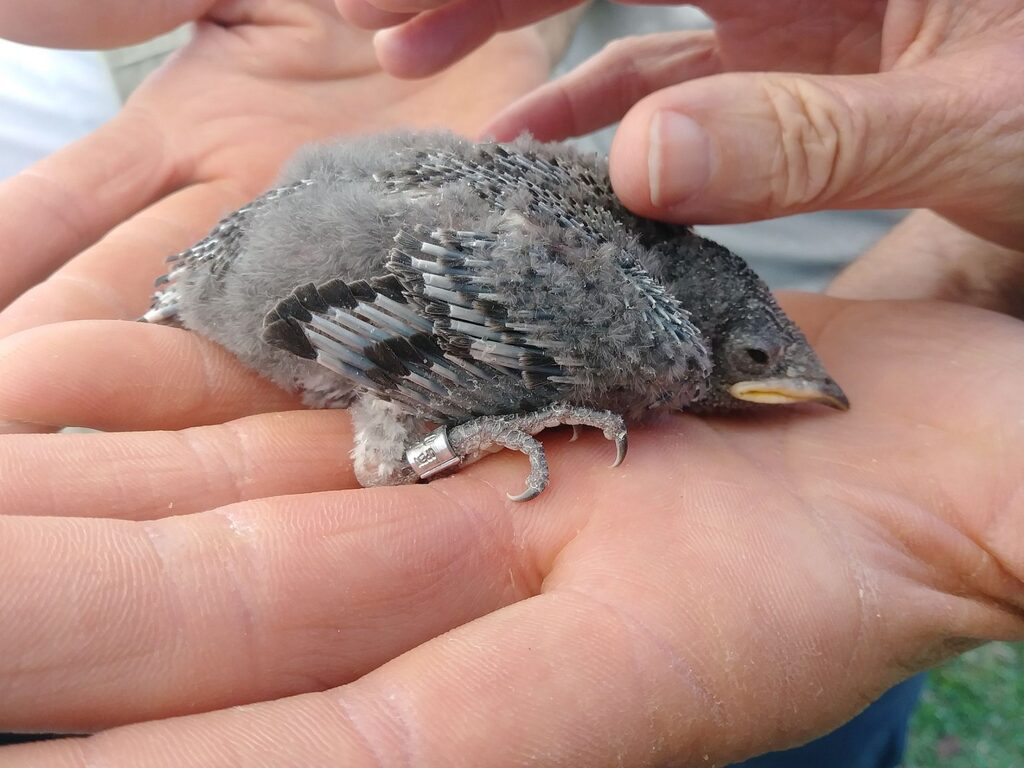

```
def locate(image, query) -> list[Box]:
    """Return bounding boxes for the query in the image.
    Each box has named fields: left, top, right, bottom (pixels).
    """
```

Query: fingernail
left=373, top=28, right=424, bottom=78
left=648, top=111, right=712, bottom=208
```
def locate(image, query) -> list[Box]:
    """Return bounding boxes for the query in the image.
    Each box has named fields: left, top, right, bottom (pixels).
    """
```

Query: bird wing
left=261, top=227, right=573, bottom=424
left=263, top=219, right=710, bottom=422
left=143, top=179, right=313, bottom=324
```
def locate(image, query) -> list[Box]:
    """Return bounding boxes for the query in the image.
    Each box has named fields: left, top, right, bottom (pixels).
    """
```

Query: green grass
left=904, top=642, right=1024, bottom=767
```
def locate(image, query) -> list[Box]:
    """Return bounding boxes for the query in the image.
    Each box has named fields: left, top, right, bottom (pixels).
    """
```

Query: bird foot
left=404, top=405, right=628, bottom=501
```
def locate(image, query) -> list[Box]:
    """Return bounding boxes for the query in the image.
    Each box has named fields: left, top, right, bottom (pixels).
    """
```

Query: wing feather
left=261, top=229, right=561, bottom=424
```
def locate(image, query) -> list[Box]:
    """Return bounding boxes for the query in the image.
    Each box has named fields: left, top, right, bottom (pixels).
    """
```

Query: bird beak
left=729, top=377, right=850, bottom=410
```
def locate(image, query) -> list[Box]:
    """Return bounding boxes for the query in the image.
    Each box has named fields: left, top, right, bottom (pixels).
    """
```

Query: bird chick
left=144, top=130, right=847, bottom=500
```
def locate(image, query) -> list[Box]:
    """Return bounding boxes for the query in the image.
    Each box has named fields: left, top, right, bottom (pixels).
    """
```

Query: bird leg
left=349, top=395, right=432, bottom=487
left=450, top=427, right=548, bottom=502
left=406, top=404, right=628, bottom=501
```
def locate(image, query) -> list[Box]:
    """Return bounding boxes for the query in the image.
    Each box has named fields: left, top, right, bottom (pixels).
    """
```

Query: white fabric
left=0, top=39, right=120, bottom=180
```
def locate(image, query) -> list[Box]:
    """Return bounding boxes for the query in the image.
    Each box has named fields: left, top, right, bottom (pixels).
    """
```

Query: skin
left=830, top=210, right=1024, bottom=320
left=0, top=1, right=1022, bottom=765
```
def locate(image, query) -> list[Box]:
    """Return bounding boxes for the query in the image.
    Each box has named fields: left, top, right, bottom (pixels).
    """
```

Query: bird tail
left=140, top=289, right=181, bottom=325
left=139, top=178, right=316, bottom=325
left=139, top=253, right=185, bottom=325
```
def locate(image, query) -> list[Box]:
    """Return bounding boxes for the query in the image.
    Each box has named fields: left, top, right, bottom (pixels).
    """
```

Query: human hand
left=338, top=1, right=1024, bottom=250
left=0, top=295, right=1022, bottom=765
left=829, top=210, right=1024, bottom=319
left=0, top=0, right=553, bottom=324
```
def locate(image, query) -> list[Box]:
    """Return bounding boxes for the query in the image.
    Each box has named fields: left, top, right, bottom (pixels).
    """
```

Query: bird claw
left=415, top=405, right=628, bottom=501
left=507, top=484, right=543, bottom=503
left=611, top=431, right=628, bottom=468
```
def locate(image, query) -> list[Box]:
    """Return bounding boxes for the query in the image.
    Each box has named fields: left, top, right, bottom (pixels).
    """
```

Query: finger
left=0, top=411, right=360, bottom=520
left=828, top=210, right=1024, bottom=318
left=0, top=0, right=217, bottom=47
left=0, top=321, right=298, bottom=430
left=374, top=0, right=583, bottom=78
left=0, top=180, right=252, bottom=340
left=484, top=30, right=721, bottom=141
left=609, top=51, right=1024, bottom=245
left=0, top=111, right=180, bottom=311
left=0, top=479, right=558, bottom=732
left=335, top=0, right=414, bottom=28
left=0, top=588, right=909, bottom=767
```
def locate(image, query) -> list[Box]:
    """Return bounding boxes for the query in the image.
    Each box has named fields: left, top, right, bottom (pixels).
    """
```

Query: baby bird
left=144, top=130, right=847, bottom=500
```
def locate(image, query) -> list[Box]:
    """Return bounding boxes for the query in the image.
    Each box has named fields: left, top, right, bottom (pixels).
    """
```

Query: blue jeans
left=732, top=675, right=927, bottom=768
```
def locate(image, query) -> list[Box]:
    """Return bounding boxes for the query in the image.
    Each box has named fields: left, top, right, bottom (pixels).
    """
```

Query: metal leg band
left=405, top=427, right=462, bottom=480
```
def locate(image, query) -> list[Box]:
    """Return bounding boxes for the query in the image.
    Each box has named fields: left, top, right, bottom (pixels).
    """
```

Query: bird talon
left=507, top=485, right=542, bottom=503
left=611, top=431, right=628, bottom=468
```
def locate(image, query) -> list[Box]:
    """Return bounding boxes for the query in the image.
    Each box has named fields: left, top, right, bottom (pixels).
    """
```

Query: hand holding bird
left=0, top=1, right=1022, bottom=765
left=0, top=293, right=1021, bottom=766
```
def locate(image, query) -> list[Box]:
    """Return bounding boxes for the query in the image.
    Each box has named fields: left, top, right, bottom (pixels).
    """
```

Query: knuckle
left=599, top=35, right=644, bottom=64
left=597, top=36, right=649, bottom=102
left=761, top=77, right=862, bottom=210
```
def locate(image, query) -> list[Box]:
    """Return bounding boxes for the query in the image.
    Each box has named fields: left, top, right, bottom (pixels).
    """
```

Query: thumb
left=609, top=53, right=1024, bottom=248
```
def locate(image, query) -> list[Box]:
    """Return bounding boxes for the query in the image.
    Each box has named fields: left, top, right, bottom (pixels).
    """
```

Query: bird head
left=701, top=302, right=849, bottom=412
left=653, top=233, right=848, bottom=412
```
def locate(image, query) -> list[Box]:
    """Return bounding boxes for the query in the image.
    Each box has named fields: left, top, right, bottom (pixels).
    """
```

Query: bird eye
left=728, top=338, right=781, bottom=375
left=745, top=347, right=770, bottom=365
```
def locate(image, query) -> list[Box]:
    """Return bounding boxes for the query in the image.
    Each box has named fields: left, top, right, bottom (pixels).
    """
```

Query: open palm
left=1, top=294, right=1021, bottom=766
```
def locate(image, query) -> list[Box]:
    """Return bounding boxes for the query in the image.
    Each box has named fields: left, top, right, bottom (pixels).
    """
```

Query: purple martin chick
left=144, top=130, right=848, bottom=501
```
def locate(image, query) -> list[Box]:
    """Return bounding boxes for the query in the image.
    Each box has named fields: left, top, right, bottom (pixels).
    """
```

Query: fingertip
left=617, top=74, right=776, bottom=224
left=479, top=100, right=528, bottom=142
left=611, top=92, right=717, bottom=222
left=608, top=100, right=659, bottom=215
left=477, top=114, right=518, bottom=143
left=479, top=86, right=568, bottom=142
left=372, top=27, right=440, bottom=79
left=0, top=320, right=298, bottom=430
left=647, top=110, right=713, bottom=209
